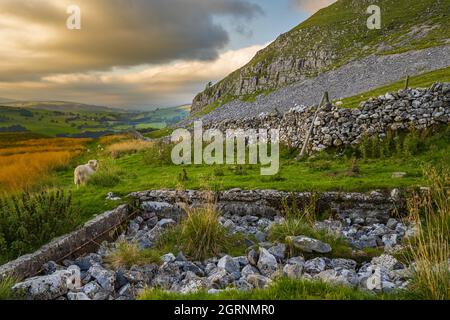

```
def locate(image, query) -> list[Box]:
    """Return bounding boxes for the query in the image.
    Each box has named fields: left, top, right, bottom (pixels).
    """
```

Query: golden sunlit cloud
left=290, top=0, right=336, bottom=14
left=2, top=44, right=266, bottom=108
left=0, top=0, right=264, bottom=108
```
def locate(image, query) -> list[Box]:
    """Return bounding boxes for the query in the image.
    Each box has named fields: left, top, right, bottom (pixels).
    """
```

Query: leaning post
left=298, top=92, right=329, bottom=159
left=404, top=75, right=410, bottom=90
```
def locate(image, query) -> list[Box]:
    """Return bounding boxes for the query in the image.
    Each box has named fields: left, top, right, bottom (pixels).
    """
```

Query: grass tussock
left=88, top=159, right=123, bottom=188
left=105, top=241, right=162, bottom=269
left=155, top=196, right=246, bottom=261
left=142, top=141, right=173, bottom=166
left=404, top=167, right=450, bottom=300
left=0, top=276, right=16, bottom=300
left=107, top=140, right=154, bottom=159
left=0, top=190, right=81, bottom=264
left=268, top=194, right=378, bottom=260
left=178, top=202, right=232, bottom=261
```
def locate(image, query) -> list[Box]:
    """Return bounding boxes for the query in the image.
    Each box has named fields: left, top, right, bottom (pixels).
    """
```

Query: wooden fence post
left=298, top=92, right=329, bottom=158
left=404, top=75, right=410, bottom=90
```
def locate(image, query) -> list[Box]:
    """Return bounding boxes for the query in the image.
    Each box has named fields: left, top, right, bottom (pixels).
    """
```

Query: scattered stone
left=255, top=231, right=266, bottom=243
left=241, top=265, right=259, bottom=278
left=247, top=248, right=259, bottom=266
left=88, top=265, right=116, bottom=292
left=83, top=281, right=102, bottom=299
left=67, top=292, right=91, bottom=300
left=268, top=244, right=286, bottom=262
left=257, top=248, right=278, bottom=277
left=162, top=253, right=176, bottom=263
left=304, top=258, right=327, bottom=275
left=246, top=274, right=272, bottom=289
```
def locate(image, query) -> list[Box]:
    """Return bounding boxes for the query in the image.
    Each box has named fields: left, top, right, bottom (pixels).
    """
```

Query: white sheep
left=74, top=160, right=99, bottom=187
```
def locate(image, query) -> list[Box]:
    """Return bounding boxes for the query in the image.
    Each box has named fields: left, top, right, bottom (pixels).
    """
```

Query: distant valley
left=0, top=101, right=190, bottom=137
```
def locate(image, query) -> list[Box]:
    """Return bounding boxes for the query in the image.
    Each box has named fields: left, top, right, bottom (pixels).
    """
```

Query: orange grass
left=106, top=140, right=154, bottom=158
left=0, top=137, right=89, bottom=192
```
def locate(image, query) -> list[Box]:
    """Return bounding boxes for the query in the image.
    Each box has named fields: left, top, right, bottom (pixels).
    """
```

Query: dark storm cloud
left=0, top=0, right=263, bottom=80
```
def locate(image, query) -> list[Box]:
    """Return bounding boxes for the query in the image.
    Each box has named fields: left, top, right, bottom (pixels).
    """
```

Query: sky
left=0, top=0, right=336, bottom=110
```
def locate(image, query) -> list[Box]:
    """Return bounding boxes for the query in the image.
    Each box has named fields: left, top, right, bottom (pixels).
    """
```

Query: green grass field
left=47, top=125, right=449, bottom=221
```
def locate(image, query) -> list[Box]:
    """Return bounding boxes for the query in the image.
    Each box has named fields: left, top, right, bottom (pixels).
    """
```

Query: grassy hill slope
left=192, top=0, right=450, bottom=114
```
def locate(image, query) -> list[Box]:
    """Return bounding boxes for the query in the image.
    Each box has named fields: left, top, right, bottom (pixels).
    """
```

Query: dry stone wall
left=204, top=83, right=449, bottom=152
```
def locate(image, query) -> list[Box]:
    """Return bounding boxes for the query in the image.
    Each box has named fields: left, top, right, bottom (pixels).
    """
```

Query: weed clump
left=404, top=167, right=450, bottom=300
left=105, top=241, right=162, bottom=269
left=88, top=160, right=122, bottom=188
left=142, top=141, right=173, bottom=166
left=0, top=190, right=80, bottom=263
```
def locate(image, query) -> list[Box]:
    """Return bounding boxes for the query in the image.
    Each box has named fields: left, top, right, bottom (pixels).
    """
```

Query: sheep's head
left=88, top=160, right=99, bottom=171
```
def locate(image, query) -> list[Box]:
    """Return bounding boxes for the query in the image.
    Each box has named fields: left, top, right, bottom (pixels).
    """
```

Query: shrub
left=0, top=190, right=80, bottom=263
left=280, top=193, right=318, bottom=224
left=402, top=128, right=423, bottom=156
left=88, top=160, right=122, bottom=188
left=105, top=241, right=162, bottom=269
left=404, top=167, right=450, bottom=300
left=142, top=141, right=173, bottom=166
left=177, top=168, right=189, bottom=182
left=231, top=165, right=246, bottom=176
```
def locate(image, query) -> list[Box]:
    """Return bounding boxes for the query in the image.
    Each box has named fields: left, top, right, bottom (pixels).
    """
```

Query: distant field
left=0, top=104, right=189, bottom=137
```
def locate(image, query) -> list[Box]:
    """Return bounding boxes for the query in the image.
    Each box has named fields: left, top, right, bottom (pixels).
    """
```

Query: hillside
left=191, top=0, right=450, bottom=115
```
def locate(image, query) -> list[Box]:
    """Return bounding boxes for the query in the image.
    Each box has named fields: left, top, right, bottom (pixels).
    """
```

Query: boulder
left=247, top=248, right=259, bottom=266
left=268, top=244, right=286, bottom=262
left=283, top=264, right=303, bottom=279
left=257, top=248, right=278, bottom=277
left=246, top=274, right=272, bottom=289
left=304, top=258, right=327, bottom=275
left=88, top=265, right=116, bottom=292
left=12, top=270, right=71, bottom=300
left=67, top=292, right=91, bottom=300
left=287, top=236, right=332, bottom=254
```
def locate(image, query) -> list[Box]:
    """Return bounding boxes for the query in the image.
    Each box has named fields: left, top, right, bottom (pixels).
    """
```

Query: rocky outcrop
left=204, top=83, right=449, bottom=152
